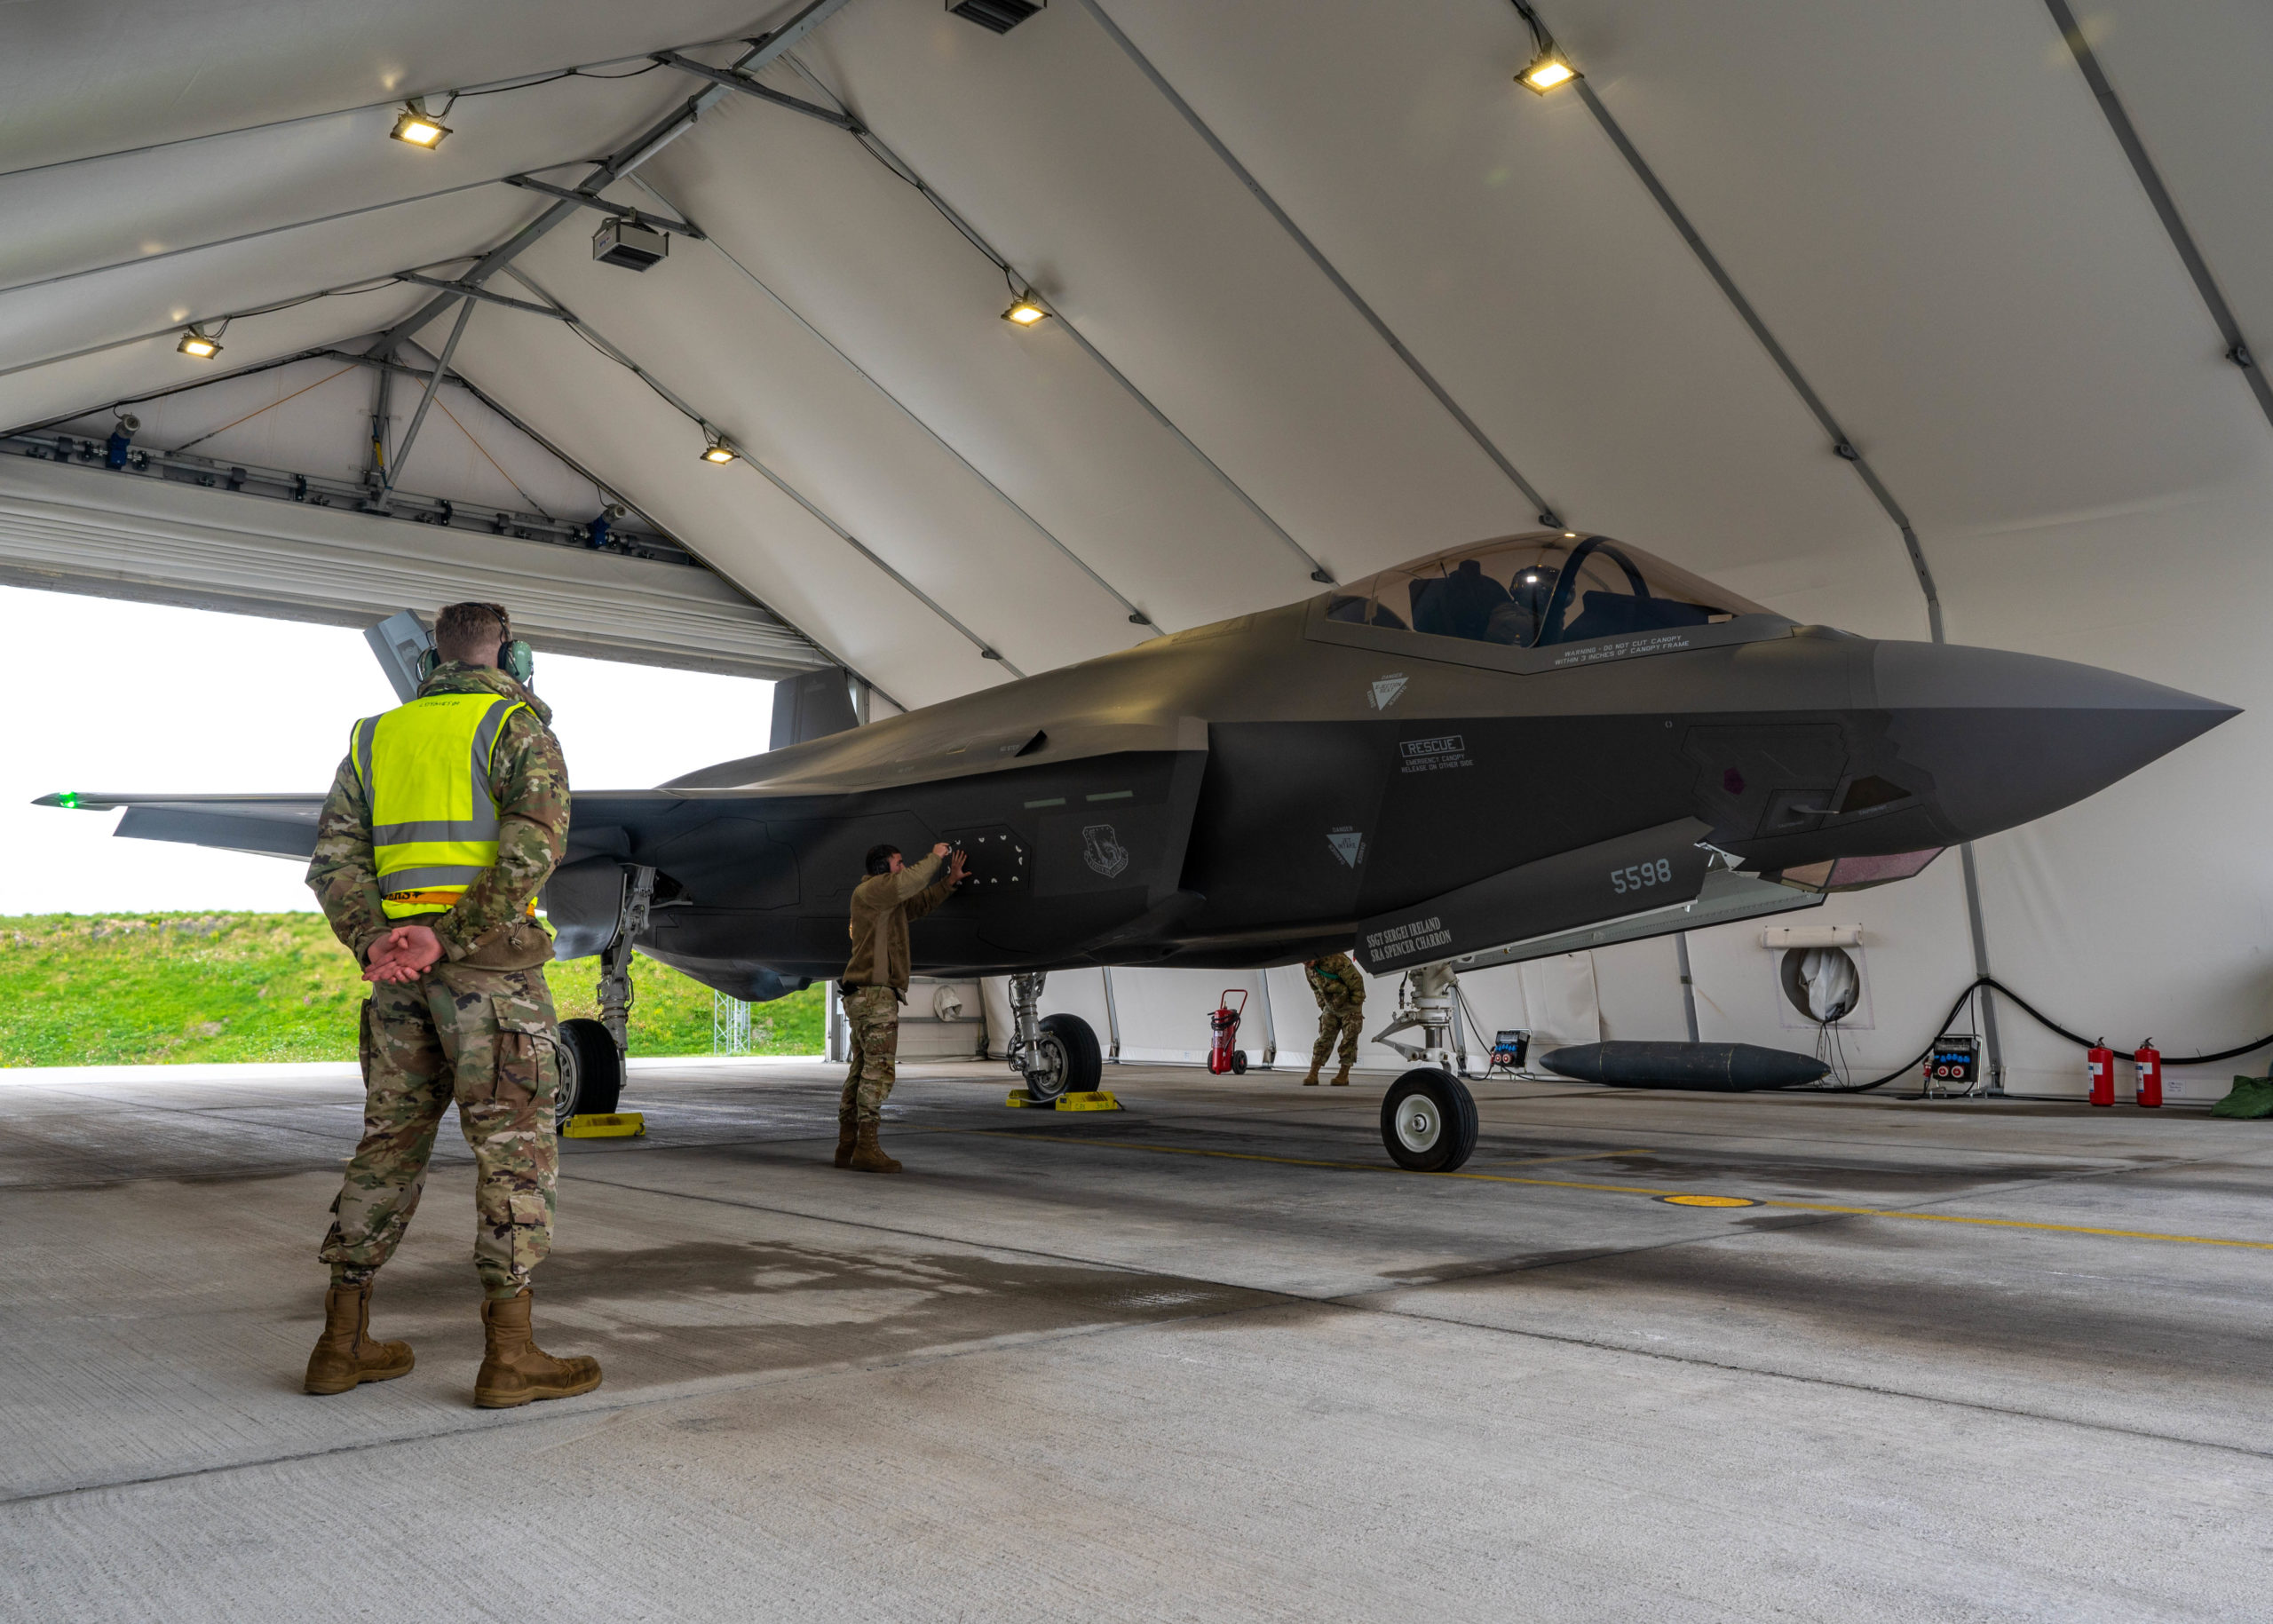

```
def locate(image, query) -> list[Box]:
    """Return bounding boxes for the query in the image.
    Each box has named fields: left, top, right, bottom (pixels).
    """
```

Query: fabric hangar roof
left=2, top=0, right=2269, bottom=709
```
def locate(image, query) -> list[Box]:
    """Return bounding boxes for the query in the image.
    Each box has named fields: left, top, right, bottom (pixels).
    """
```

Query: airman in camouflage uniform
left=836, top=842, right=963, bottom=1172
left=302, top=605, right=599, bottom=1409
left=1303, top=951, right=1367, bottom=1087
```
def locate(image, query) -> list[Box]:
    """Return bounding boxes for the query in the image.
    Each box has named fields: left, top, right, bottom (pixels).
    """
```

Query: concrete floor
left=4, top=1058, right=2270, bottom=1621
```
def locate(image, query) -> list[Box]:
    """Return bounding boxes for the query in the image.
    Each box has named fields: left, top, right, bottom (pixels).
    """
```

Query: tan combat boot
left=834, top=1108, right=859, bottom=1168
left=474, top=1289, right=603, bottom=1409
left=848, top=1120, right=902, bottom=1173
left=1301, top=1069, right=1321, bottom=1087
left=1329, top=1066, right=1352, bottom=1087
left=304, top=1280, right=415, bottom=1395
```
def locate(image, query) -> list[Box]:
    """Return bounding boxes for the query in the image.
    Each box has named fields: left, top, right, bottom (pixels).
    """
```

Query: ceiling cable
left=630, top=172, right=1162, bottom=632
left=780, top=51, right=1340, bottom=588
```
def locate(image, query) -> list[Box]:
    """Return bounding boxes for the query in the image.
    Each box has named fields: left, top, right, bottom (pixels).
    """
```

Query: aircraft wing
left=34, top=789, right=693, bottom=864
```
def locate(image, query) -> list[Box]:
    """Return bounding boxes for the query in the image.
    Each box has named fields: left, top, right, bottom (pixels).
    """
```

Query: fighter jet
left=44, top=532, right=2232, bottom=1169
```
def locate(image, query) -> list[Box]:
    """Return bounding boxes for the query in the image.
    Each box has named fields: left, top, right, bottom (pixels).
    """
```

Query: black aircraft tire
left=1230, top=1050, right=1247, bottom=1075
left=556, top=1018, right=623, bottom=1126
left=1380, top=1067, right=1479, bottom=1172
left=1029, top=1013, right=1102, bottom=1102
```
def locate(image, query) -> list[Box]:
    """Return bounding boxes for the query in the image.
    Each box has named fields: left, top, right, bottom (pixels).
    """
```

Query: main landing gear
left=1005, top=971, right=1102, bottom=1104
left=554, top=864, right=652, bottom=1128
left=1368, top=961, right=1479, bottom=1172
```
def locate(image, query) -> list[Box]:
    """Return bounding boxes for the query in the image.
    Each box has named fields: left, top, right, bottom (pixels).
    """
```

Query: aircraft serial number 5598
left=1611, top=858, right=1675, bottom=895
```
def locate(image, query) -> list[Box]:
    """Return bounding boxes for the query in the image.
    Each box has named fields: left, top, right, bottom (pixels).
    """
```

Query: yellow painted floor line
left=1472, top=1147, right=1656, bottom=1168
left=1756, top=1200, right=2273, bottom=1251
left=937, top=1128, right=2273, bottom=1253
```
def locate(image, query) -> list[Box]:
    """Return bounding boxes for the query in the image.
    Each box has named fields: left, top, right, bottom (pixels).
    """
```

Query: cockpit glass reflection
left=1326, top=535, right=1773, bottom=649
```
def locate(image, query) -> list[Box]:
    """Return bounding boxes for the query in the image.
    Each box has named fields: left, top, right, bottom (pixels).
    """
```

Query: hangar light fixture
left=1002, top=289, right=1050, bottom=328
left=390, top=101, right=453, bottom=149
left=700, top=429, right=740, bottom=465
left=1518, top=50, right=1577, bottom=93
left=177, top=325, right=223, bottom=359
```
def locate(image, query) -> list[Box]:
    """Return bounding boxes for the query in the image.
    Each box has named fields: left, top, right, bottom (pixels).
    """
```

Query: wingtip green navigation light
left=53, top=792, right=82, bottom=809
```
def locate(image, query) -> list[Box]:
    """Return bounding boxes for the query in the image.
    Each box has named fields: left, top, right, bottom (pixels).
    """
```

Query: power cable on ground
left=1818, top=978, right=2273, bottom=1093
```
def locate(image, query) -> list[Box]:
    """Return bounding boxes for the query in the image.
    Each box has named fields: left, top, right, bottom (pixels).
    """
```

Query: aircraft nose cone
left=1873, top=641, right=2237, bottom=841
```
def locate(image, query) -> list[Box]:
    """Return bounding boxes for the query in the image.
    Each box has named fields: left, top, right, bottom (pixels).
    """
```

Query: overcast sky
left=0, top=585, right=776, bottom=915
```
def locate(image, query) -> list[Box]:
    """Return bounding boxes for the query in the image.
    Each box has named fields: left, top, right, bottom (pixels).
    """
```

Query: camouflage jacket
left=843, top=853, right=957, bottom=995
left=306, top=662, right=570, bottom=971
left=1306, top=952, right=1366, bottom=1009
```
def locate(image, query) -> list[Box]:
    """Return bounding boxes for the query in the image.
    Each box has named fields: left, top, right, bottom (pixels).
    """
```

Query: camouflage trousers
left=1311, top=999, right=1364, bottom=1073
left=319, top=963, right=559, bottom=1301
left=840, top=984, right=900, bottom=1125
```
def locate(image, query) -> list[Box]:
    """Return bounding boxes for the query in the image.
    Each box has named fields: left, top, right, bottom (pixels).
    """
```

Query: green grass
left=0, top=912, right=824, bottom=1067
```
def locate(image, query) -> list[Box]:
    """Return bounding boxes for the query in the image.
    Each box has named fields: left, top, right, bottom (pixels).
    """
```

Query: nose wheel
left=1380, top=1067, right=1478, bottom=1171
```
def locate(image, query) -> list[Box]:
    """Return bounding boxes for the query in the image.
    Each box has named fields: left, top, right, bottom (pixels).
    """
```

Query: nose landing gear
left=1368, top=961, right=1480, bottom=1171
left=1005, top=971, right=1102, bottom=1103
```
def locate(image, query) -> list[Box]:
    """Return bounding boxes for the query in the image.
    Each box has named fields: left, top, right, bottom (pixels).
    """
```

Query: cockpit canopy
left=1326, top=534, right=1776, bottom=651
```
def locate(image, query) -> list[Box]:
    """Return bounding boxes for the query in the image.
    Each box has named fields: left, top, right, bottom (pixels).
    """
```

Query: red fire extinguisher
left=2087, top=1042, right=2114, bottom=1107
left=2134, top=1040, right=2163, bottom=1109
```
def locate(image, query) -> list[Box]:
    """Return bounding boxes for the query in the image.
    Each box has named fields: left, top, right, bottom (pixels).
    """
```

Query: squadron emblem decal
left=1327, top=827, right=1366, bottom=867
left=1081, top=823, right=1130, bottom=879
left=1367, top=673, right=1408, bottom=710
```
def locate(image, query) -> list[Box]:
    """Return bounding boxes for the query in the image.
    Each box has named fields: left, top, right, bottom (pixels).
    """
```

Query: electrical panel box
left=593, top=217, right=669, bottom=272
left=1923, top=1034, right=1981, bottom=1092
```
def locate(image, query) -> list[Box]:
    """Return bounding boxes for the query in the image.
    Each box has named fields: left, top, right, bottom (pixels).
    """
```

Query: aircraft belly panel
left=1357, top=817, right=1715, bottom=976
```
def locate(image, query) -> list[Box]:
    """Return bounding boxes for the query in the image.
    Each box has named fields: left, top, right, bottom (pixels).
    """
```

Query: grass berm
left=0, top=912, right=824, bottom=1067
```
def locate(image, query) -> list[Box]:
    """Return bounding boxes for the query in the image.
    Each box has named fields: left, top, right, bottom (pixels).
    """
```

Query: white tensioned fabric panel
left=0, top=287, right=439, bottom=437
left=0, top=72, right=699, bottom=303
left=1081, top=0, right=1916, bottom=636
left=0, top=0, right=763, bottom=175
left=0, top=453, right=828, bottom=679
left=0, top=188, right=543, bottom=382
left=442, top=296, right=998, bottom=705
left=501, top=183, right=1147, bottom=677
left=632, top=85, right=1324, bottom=631
left=2094, top=0, right=2273, bottom=371
left=799, top=4, right=1524, bottom=581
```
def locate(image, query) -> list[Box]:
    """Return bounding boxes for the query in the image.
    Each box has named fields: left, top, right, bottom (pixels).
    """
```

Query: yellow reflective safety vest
left=351, top=692, right=529, bottom=919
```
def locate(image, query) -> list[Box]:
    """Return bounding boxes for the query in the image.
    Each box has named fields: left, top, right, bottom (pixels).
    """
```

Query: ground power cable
left=1817, top=977, right=2273, bottom=1094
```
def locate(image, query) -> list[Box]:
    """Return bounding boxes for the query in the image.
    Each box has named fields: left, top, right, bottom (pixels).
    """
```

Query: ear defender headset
left=417, top=603, right=535, bottom=685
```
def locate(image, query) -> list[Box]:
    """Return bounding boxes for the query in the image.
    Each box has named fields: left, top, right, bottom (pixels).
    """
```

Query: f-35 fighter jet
left=45, top=532, right=2231, bottom=1168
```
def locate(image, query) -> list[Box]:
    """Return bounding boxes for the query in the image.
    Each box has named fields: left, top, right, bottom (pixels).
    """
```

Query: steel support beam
left=374, top=0, right=857, bottom=357
left=636, top=173, right=1158, bottom=629
left=500, top=175, right=706, bottom=236
left=512, top=265, right=1019, bottom=677
left=2043, top=0, right=2273, bottom=435
left=382, top=297, right=475, bottom=495
left=396, top=272, right=575, bottom=321
left=782, top=52, right=1338, bottom=587
left=1514, top=2, right=1992, bottom=1073
left=653, top=51, right=862, bottom=131
left=1077, top=0, right=1564, bottom=530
